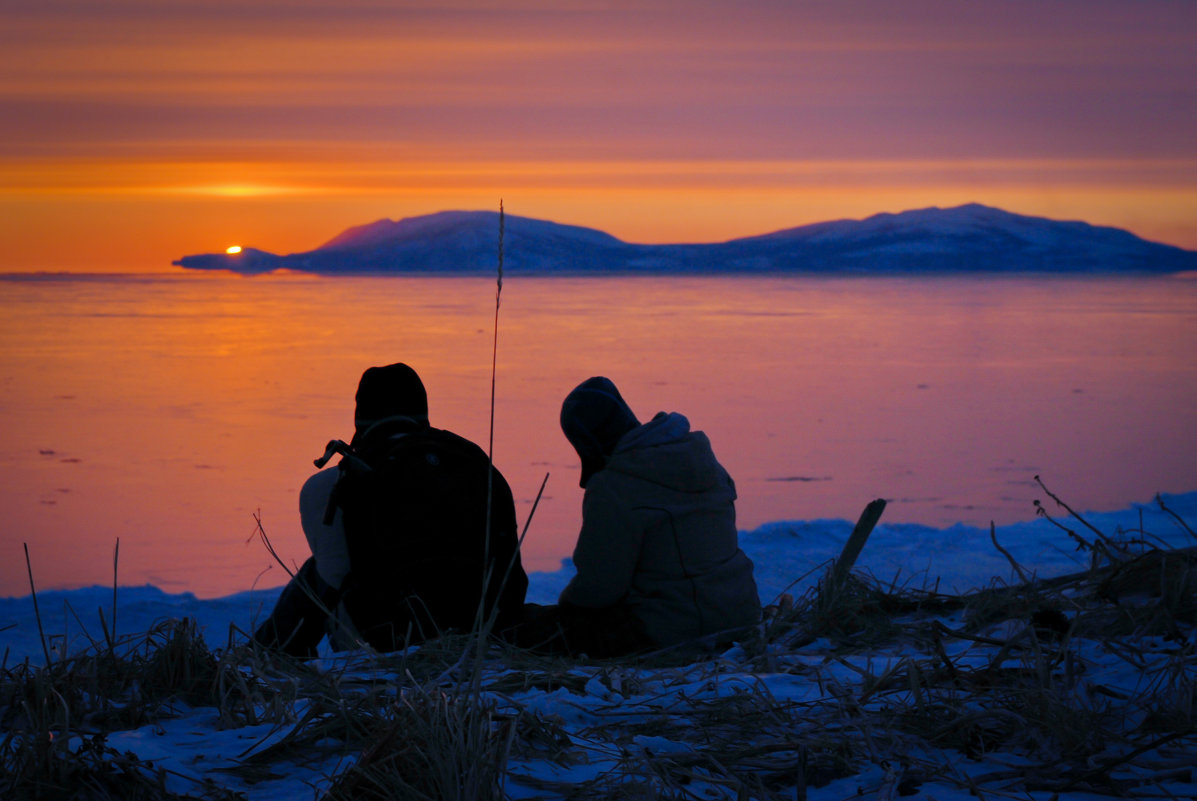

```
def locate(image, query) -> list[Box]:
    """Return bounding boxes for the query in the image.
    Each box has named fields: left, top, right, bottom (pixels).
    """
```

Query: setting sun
left=225, top=246, right=242, bottom=254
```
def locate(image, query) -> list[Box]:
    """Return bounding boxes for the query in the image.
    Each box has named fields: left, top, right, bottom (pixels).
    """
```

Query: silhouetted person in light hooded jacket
left=516, top=377, right=760, bottom=657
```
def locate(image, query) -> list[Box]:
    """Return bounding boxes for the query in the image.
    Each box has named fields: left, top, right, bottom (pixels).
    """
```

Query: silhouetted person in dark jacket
left=254, top=363, right=527, bottom=657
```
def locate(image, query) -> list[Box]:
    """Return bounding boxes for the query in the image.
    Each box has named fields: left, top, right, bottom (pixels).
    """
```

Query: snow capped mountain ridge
left=749, top=203, right=1143, bottom=248
left=174, top=204, right=1197, bottom=274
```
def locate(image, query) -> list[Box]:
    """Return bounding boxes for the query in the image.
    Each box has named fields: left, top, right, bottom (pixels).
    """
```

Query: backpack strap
left=312, top=439, right=373, bottom=525
left=314, top=438, right=363, bottom=470
left=312, top=421, right=420, bottom=526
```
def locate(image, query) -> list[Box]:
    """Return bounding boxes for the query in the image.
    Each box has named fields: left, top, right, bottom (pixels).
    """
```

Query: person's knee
left=299, top=468, right=340, bottom=538
left=299, top=468, right=352, bottom=588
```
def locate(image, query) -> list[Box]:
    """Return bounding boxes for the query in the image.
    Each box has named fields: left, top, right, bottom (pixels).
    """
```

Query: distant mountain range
left=173, top=204, right=1197, bottom=275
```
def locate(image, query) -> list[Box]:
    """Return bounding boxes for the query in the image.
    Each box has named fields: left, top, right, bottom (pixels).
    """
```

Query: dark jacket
left=560, top=412, right=760, bottom=647
left=338, top=422, right=528, bottom=650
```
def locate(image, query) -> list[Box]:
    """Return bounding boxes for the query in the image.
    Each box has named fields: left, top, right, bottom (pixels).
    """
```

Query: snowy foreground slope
left=6, top=493, right=1194, bottom=664
left=2, top=492, right=1195, bottom=800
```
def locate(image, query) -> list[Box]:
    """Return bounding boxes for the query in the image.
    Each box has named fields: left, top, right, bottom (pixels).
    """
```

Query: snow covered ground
left=3, top=491, right=1195, bottom=800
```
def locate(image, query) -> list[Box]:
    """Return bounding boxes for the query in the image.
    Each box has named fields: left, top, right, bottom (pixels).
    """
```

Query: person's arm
left=559, top=478, right=641, bottom=609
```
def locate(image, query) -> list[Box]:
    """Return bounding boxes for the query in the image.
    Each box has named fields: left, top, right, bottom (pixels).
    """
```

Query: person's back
left=336, top=420, right=527, bottom=650
left=562, top=404, right=760, bottom=649
left=253, top=363, right=527, bottom=657
left=567, top=410, right=759, bottom=647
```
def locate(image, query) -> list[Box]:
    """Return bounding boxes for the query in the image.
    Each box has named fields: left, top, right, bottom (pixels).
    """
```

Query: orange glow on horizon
left=3, top=154, right=1197, bottom=272
left=2, top=171, right=1196, bottom=272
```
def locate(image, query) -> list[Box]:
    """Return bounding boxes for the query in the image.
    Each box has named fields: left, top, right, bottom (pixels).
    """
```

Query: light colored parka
left=560, top=412, right=761, bottom=647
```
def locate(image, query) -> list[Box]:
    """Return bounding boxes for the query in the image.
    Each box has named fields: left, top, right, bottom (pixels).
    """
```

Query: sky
left=2, top=0, right=1196, bottom=272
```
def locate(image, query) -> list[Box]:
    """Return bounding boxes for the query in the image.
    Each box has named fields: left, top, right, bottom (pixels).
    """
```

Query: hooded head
left=560, top=376, right=640, bottom=487
left=353, top=363, right=429, bottom=441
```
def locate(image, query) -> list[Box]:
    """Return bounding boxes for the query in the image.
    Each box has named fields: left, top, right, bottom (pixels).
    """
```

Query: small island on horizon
left=174, top=203, right=1197, bottom=276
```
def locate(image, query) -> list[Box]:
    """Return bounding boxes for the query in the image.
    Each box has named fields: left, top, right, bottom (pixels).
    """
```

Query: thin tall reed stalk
left=23, top=543, right=51, bottom=665
left=484, top=200, right=504, bottom=556
left=112, top=538, right=119, bottom=647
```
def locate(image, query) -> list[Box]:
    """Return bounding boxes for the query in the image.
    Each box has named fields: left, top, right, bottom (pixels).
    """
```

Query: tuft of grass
left=323, top=682, right=514, bottom=801
left=0, top=617, right=270, bottom=800
left=0, top=726, right=243, bottom=801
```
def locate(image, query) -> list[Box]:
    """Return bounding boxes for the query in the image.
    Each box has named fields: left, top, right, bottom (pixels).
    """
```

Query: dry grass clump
left=322, top=683, right=514, bottom=801
left=220, top=633, right=521, bottom=799
left=767, top=488, right=1197, bottom=797
left=0, top=618, right=280, bottom=800
left=0, top=726, right=241, bottom=801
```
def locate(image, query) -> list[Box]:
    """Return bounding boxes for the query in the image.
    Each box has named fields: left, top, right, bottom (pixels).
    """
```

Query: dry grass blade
left=1157, top=493, right=1197, bottom=542
left=22, top=544, right=52, bottom=667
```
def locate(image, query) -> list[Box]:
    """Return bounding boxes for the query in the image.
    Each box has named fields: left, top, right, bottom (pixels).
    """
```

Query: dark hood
left=353, top=362, right=429, bottom=443
left=560, top=376, right=640, bottom=487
